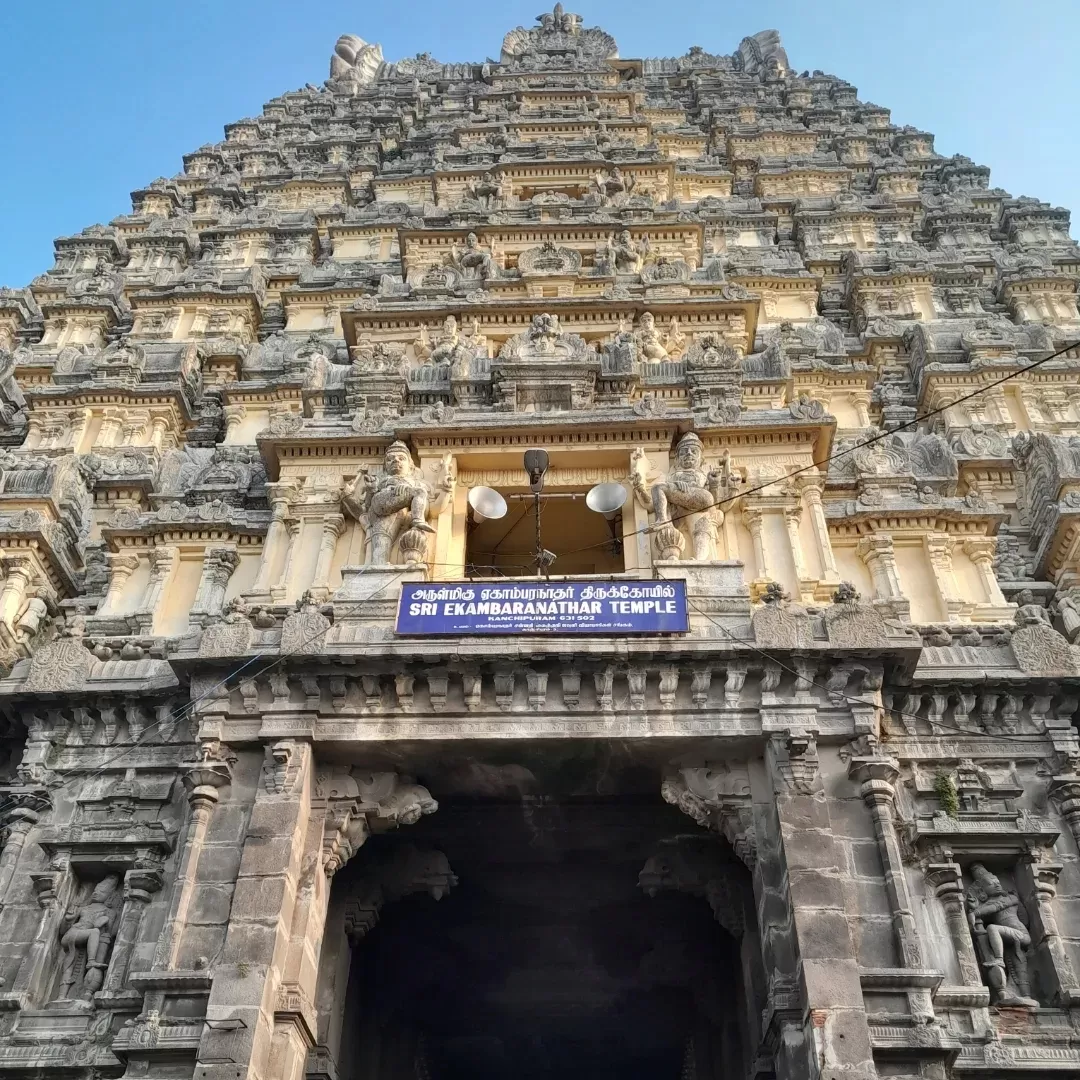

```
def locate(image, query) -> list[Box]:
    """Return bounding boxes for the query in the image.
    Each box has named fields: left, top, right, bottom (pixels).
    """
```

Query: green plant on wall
left=934, top=772, right=960, bottom=817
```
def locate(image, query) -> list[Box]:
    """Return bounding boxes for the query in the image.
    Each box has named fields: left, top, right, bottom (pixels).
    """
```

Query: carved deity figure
left=342, top=443, right=455, bottom=565
left=634, top=312, right=670, bottom=362
left=467, top=171, right=501, bottom=210
left=610, top=229, right=647, bottom=274
left=426, top=316, right=463, bottom=367
left=1014, top=589, right=1052, bottom=629
left=966, top=863, right=1036, bottom=1006
left=632, top=433, right=735, bottom=561
left=13, top=588, right=49, bottom=643
left=1052, top=591, right=1080, bottom=643
left=450, top=232, right=496, bottom=282
left=59, top=875, right=122, bottom=999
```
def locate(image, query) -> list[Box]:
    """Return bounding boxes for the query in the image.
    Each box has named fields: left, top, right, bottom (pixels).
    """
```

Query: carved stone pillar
left=23, top=415, right=43, bottom=450
left=742, top=505, right=771, bottom=582
left=1016, top=854, right=1080, bottom=1005
left=783, top=506, right=808, bottom=582
left=851, top=391, right=872, bottom=428
left=0, top=791, right=49, bottom=908
left=199, top=763, right=438, bottom=1080
left=0, top=555, right=34, bottom=630
left=223, top=404, right=247, bottom=441
left=252, top=482, right=295, bottom=597
left=849, top=758, right=926, bottom=981
left=7, top=862, right=71, bottom=1006
left=309, top=513, right=345, bottom=598
left=135, top=546, right=177, bottom=632
left=273, top=520, right=302, bottom=602
left=152, top=755, right=231, bottom=970
left=198, top=740, right=317, bottom=1080
left=797, top=476, right=840, bottom=582
left=766, top=734, right=877, bottom=1080
left=190, top=545, right=240, bottom=623
left=924, top=861, right=987, bottom=1000
left=102, top=552, right=141, bottom=615
left=97, top=408, right=124, bottom=447
left=100, top=866, right=163, bottom=998
left=962, top=537, right=1010, bottom=606
left=924, top=532, right=964, bottom=620
left=148, top=414, right=170, bottom=450
left=856, top=534, right=903, bottom=600
left=66, top=407, right=92, bottom=451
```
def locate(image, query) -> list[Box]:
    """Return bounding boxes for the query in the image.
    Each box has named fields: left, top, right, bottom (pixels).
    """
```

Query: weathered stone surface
left=2, top=6, right=1080, bottom=1080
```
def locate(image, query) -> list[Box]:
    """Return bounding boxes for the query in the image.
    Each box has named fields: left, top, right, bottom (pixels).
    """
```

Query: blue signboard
left=396, top=580, right=689, bottom=636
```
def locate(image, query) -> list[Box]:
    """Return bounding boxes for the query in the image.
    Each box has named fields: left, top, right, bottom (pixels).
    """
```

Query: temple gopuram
left=2, top=8, right=1080, bottom=1080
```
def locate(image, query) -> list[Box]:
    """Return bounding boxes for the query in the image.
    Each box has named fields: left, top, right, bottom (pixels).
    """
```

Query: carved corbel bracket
left=661, top=764, right=756, bottom=867
left=314, top=768, right=439, bottom=876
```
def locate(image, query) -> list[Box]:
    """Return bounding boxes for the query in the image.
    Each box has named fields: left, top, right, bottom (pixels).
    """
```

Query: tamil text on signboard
left=396, top=580, right=689, bottom=635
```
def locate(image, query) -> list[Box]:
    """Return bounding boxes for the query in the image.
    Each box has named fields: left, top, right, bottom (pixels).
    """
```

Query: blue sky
left=1, top=0, right=1077, bottom=287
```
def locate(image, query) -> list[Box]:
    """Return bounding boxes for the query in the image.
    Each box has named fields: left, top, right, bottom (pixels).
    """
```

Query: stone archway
left=313, top=777, right=764, bottom=1080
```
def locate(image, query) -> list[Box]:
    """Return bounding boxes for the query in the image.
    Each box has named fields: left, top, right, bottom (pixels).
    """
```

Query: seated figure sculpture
left=635, top=312, right=670, bottom=362
left=342, top=442, right=454, bottom=565
left=58, top=874, right=122, bottom=999
left=632, top=433, right=735, bottom=560
left=450, top=232, right=497, bottom=282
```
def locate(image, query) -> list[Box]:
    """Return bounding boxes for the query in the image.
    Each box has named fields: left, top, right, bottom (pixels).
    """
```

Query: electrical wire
left=5, top=338, right=1076, bottom=814
left=681, top=594, right=1059, bottom=744
left=554, top=336, right=1080, bottom=563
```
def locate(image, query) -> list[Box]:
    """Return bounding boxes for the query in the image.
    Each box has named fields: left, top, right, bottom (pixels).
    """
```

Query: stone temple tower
left=1, top=8, right=1080, bottom=1080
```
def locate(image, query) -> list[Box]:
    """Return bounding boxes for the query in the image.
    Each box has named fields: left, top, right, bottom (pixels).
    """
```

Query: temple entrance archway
left=317, top=752, right=763, bottom=1080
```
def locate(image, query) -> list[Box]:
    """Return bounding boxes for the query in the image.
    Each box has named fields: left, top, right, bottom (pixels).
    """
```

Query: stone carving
left=517, top=240, right=581, bottom=276
left=752, top=584, right=815, bottom=649
left=639, top=839, right=748, bottom=938
left=344, top=845, right=457, bottom=941
left=449, top=232, right=498, bottom=282
left=966, top=863, right=1037, bottom=1007
left=328, top=34, right=384, bottom=88
left=24, top=635, right=93, bottom=692
left=631, top=434, right=735, bottom=560
left=824, top=582, right=890, bottom=648
left=280, top=592, right=334, bottom=655
left=1010, top=589, right=1080, bottom=675
left=58, top=875, right=122, bottom=1000
left=342, top=443, right=455, bottom=565
left=199, top=597, right=255, bottom=656
left=633, top=312, right=684, bottom=362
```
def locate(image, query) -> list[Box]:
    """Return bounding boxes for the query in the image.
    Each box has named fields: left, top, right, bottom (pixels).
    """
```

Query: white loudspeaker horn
left=586, top=482, right=628, bottom=520
left=467, top=486, right=508, bottom=522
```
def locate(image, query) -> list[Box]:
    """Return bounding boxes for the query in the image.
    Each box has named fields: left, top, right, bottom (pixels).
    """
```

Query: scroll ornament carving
left=823, top=582, right=890, bottom=648
left=280, top=592, right=334, bottom=655
left=966, top=863, right=1037, bottom=1007
left=341, top=443, right=455, bottom=566
left=199, top=596, right=255, bottom=656
left=1010, top=590, right=1080, bottom=676
left=517, top=240, right=581, bottom=276
left=752, top=584, right=816, bottom=650
left=631, top=434, right=735, bottom=561
left=58, top=874, right=122, bottom=1001
left=24, top=630, right=93, bottom=692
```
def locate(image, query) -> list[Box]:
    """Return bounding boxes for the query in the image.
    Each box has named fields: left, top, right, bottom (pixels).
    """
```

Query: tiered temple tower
left=1, top=9, right=1080, bottom=1080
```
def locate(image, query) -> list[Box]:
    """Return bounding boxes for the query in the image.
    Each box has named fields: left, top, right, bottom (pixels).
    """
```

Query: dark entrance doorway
left=330, top=776, right=758, bottom=1080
